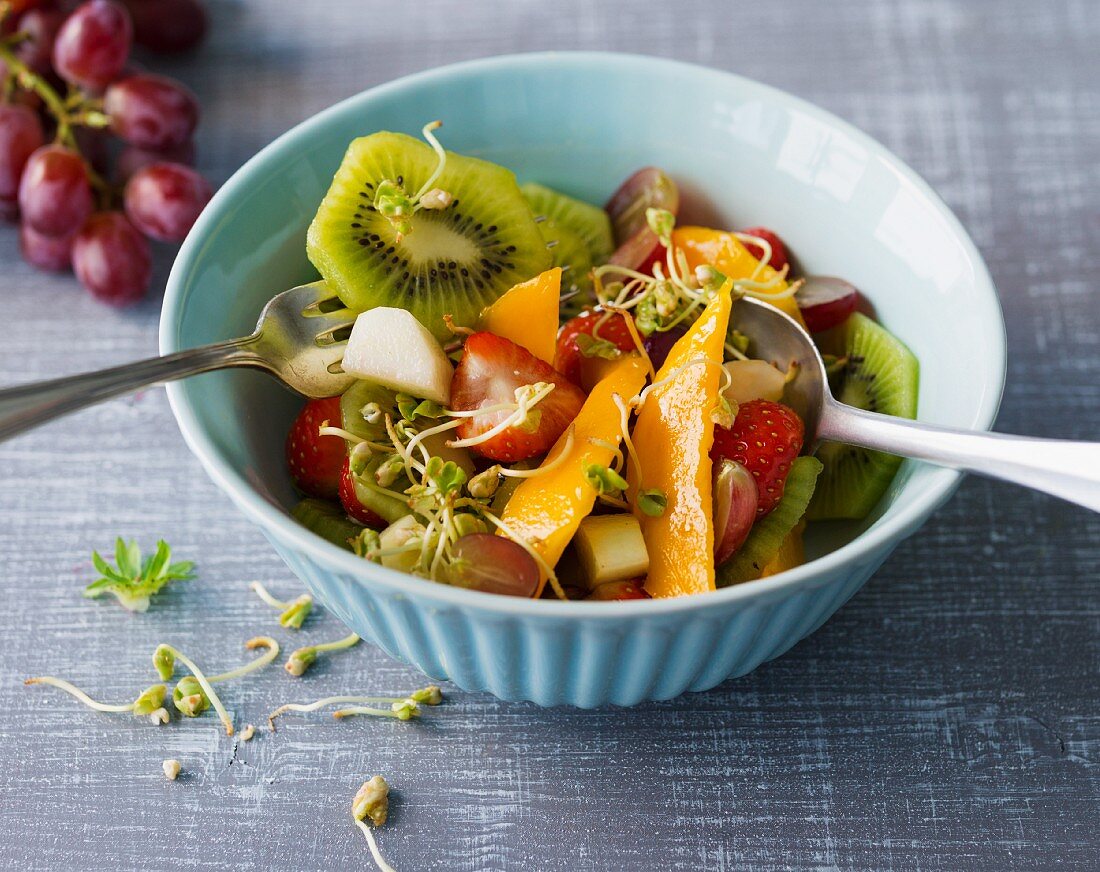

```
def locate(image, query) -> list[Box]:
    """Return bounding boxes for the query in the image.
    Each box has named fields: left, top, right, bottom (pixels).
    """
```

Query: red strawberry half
left=739, top=226, right=789, bottom=274
left=285, top=396, right=345, bottom=500
left=710, top=399, right=805, bottom=516
left=339, top=457, right=386, bottom=528
left=554, top=309, right=637, bottom=386
left=451, top=331, right=586, bottom=462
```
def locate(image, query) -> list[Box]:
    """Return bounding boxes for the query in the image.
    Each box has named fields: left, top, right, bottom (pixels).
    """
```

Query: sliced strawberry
left=585, top=579, right=652, bottom=601
left=338, top=457, right=386, bottom=528
left=451, top=331, right=585, bottom=462
left=710, top=399, right=805, bottom=516
left=554, top=309, right=636, bottom=386
left=285, top=396, right=345, bottom=499
left=739, top=226, right=789, bottom=274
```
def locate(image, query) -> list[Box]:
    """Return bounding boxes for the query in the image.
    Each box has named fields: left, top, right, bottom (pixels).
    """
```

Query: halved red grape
left=18, top=145, right=93, bottom=238
left=115, top=139, right=195, bottom=182
left=20, top=222, right=73, bottom=272
left=605, top=167, right=679, bottom=245
left=122, top=0, right=206, bottom=53
left=713, top=459, right=758, bottom=565
left=448, top=533, right=540, bottom=597
left=739, top=226, right=789, bottom=273
left=605, top=167, right=680, bottom=273
left=52, top=0, right=132, bottom=90
left=0, top=103, right=45, bottom=202
left=585, top=579, right=651, bottom=601
left=72, top=211, right=152, bottom=305
left=105, top=73, right=199, bottom=149
left=13, top=8, right=65, bottom=74
left=642, top=325, right=687, bottom=372
left=123, top=162, right=211, bottom=241
left=796, top=276, right=859, bottom=333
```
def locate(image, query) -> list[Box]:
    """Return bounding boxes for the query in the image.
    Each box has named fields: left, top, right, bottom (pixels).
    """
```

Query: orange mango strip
left=498, top=355, right=649, bottom=597
left=627, top=280, right=734, bottom=598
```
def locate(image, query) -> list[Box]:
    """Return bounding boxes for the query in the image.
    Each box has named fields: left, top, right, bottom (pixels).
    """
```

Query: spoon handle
left=818, top=400, right=1100, bottom=512
left=0, top=336, right=265, bottom=443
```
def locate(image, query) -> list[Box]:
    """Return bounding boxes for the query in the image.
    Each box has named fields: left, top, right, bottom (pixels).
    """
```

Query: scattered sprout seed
left=285, top=633, right=360, bottom=677
left=162, top=759, right=181, bottom=781
left=24, top=676, right=169, bottom=724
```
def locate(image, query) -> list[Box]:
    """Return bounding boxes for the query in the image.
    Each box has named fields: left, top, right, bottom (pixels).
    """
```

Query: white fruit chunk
left=342, top=307, right=453, bottom=405
left=573, top=514, right=649, bottom=588
left=722, top=359, right=787, bottom=405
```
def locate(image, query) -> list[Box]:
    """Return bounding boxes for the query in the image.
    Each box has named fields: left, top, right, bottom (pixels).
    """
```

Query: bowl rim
left=161, top=50, right=1007, bottom=619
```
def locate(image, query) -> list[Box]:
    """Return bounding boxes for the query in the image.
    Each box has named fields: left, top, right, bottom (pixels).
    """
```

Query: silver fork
left=0, top=282, right=356, bottom=443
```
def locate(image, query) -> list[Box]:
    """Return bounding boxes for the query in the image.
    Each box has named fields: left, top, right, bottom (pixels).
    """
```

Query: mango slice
left=673, top=227, right=807, bottom=329
left=627, top=280, right=734, bottom=598
left=498, top=355, right=649, bottom=597
left=479, top=267, right=560, bottom=364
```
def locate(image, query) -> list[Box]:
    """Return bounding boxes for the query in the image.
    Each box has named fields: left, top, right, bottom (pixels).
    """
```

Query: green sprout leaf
left=396, top=394, right=444, bottom=422
left=352, top=529, right=382, bottom=561
left=637, top=488, right=668, bottom=517
left=728, top=329, right=751, bottom=355
left=84, top=539, right=194, bottom=612
left=582, top=461, right=629, bottom=495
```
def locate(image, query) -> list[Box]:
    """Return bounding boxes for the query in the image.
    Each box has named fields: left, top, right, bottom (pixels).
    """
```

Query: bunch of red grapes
left=0, top=0, right=210, bottom=305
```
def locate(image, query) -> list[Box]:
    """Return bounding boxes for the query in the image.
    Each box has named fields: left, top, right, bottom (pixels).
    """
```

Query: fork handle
left=0, top=335, right=264, bottom=443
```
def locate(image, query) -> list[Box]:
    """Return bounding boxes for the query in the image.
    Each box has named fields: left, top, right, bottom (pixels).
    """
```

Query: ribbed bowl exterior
left=268, top=533, right=888, bottom=707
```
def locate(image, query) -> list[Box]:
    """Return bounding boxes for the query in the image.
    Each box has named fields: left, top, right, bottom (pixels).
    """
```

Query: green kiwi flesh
left=292, top=499, right=362, bottom=550
left=308, top=132, right=551, bottom=340
left=340, top=380, right=414, bottom=524
left=536, top=216, right=593, bottom=300
left=521, top=182, right=614, bottom=263
left=808, top=313, right=920, bottom=520
left=717, top=456, right=823, bottom=586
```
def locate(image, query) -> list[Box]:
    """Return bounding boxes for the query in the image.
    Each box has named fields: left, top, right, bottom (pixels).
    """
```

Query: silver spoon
left=0, top=282, right=355, bottom=442
left=733, top=295, right=1100, bottom=512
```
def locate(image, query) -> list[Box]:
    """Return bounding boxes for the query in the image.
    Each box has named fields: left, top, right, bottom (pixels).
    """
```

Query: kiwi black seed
left=307, top=132, right=551, bottom=340
left=808, top=312, right=920, bottom=520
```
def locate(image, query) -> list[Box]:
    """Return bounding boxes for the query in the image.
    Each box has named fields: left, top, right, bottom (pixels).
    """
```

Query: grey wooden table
left=1, top=1, right=1098, bottom=869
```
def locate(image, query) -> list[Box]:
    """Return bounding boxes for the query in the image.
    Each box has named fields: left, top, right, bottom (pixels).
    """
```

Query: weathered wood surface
left=0, top=1, right=1097, bottom=869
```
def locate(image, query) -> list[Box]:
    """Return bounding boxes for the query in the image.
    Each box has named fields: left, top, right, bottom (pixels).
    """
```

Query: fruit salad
left=284, top=123, right=919, bottom=601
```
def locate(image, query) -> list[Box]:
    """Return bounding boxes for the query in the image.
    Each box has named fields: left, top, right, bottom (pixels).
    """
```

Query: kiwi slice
left=308, top=132, right=551, bottom=340
left=292, top=498, right=362, bottom=551
left=521, top=182, right=614, bottom=263
left=717, top=456, right=823, bottom=586
left=808, top=313, right=919, bottom=520
left=340, top=379, right=398, bottom=442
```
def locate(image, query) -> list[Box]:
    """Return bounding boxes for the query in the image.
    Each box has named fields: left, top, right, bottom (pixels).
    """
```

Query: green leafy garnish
left=396, top=394, right=444, bottom=422
left=637, top=488, right=667, bottom=517
left=582, top=461, right=629, bottom=495
left=84, top=539, right=194, bottom=612
left=575, top=333, right=623, bottom=360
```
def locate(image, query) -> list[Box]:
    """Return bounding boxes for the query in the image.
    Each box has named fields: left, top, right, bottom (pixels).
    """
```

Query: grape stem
left=0, top=41, right=114, bottom=208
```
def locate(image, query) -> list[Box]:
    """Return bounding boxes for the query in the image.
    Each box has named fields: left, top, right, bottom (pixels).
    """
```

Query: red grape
left=115, top=140, right=195, bottom=182
left=73, top=126, right=111, bottom=175
left=605, top=167, right=679, bottom=245
left=713, top=459, right=757, bottom=565
left=20, top=222, right=74, bottom=271
left=122, top=0, right=206, bottom=53
left=72, top=211, right=152, bottom=305
left=448, top=534, right=540, bottom=597
left=0, top=103, right=45, bottom=203
left=123, top=161, right=211, bottom=241
left=52, top=0, right=132, bottom=90
left=642, top=325, right=687, bottom=372
left=105, top=74, right=199, bottom=149
left=13, top=8, right=66, bottom=74
left=795, top=276, right=859, bottom=333
left=17, top=145, right=93, bottom=238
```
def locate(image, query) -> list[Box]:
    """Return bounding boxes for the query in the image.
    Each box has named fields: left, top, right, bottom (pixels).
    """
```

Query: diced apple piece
left=722, top=359, right=787, bottom=404
left=573, top=514, right=649, bottom=589
left=342, top=307, right=453, bottom=405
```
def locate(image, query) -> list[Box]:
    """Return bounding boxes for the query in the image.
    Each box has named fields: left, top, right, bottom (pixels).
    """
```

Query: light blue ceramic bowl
left=161, top=53, right=1005, bottom=707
